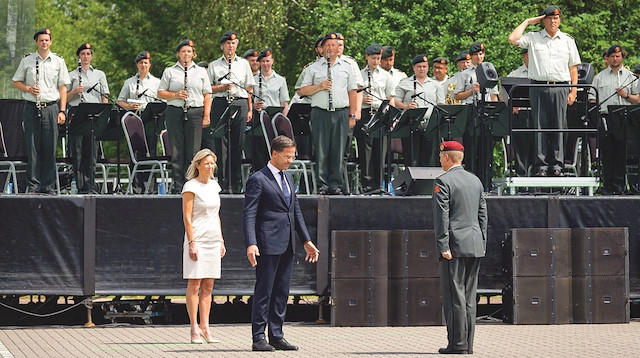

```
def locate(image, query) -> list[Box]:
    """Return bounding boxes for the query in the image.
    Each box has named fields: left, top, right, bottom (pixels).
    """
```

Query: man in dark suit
left=432, top=141, right=487, bottom=355
left=243, top=135, right=320, bottom=352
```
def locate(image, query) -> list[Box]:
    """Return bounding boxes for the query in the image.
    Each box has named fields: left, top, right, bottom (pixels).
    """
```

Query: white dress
left=182, top=178, right=223, bottom=279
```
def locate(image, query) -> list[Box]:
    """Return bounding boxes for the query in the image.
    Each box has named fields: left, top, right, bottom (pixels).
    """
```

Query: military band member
left=206, top=31, right=255, bottom=193
left=67, top=42, right=110, bottom=193
left=357, top=44, right=396, bottom=191
left=444, top=51, right=472, bottom=105
left=243, top=49, right=260, bottom=76
left=432, top=57, right=449, bottom=86
left=395, top=55, right=445, bottom=167
left=297, top=33, right=358, bottom=195
left=380, top=45, right=408, bottom=90
left=12, top=28, right=70, bottom=194
left=454, top=42, right=499, bottom=104
left=337, top=33, right=364, bottom=122
left=157, top=39, right=212, bottom=193
left=509, top=5, right=581, bottom=177
left=589, top=45, right=639, bottom=194
left=290, top=35, right=325, bottom=106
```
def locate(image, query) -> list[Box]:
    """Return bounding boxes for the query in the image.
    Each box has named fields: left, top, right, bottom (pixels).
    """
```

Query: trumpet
left=182, top=60, right=188, bottom=121
left=445, top=82, right=463, bottom=105
left=326, top=50, right=334, bottom=111
left=35, top=57, right=41, bottom=118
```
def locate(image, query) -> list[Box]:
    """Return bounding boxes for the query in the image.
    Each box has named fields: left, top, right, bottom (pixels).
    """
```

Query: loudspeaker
left=571, top=227, right=628, bottom=276
left=332, top=230, right=389, bottom=279
left=406, top=230, right=439, bottom=278
left=392, top=167, right=444, bottom=196
left=476, top=62, right=499, bottom=88
left=331, top=278, right=389, bottom=326
left=572, top=276, right=630, bottom=323
left=503, top=276, right=572, bottom=324
left=388, top=278, right=443, bottom=326
left=577, top=63, right=594, bottom=84
left=509, top=228, right=571, bottom=277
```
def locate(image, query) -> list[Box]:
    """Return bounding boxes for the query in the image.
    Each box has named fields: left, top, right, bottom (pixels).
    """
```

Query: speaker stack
left=331, top=230, right=443, bottom=326
left=502, top=228, right=629, bottom=324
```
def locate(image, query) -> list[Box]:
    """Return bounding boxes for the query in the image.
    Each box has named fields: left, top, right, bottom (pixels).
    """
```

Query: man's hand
left=567, top=90, right=577, bottom=105
left=247, top=244, right=260, bottom=267
left=527, top=15, right=545, bottom=25
left=304, top=241, right=319, bottom=263
left=441, top=250, right=453, bottom=260
left=57, top=112, right=66, bottom=125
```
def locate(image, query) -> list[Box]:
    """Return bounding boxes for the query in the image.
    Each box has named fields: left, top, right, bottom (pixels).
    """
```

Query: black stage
left=0, top=195, right=638, bottom=297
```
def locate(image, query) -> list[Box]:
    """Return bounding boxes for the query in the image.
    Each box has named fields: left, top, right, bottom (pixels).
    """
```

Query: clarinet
left=226, top=53, right=233, bottom=104
left=367, top=68, right=374, bottom=115
left=182, top=60, right=188, bottom=121
left=135, top=74, right=141, bottom=115
left=326, top=50, right=334, bottom=111
left=77, top=58, right=85, bottom=103
left=257, top=68, right=263, bottom=112
left=35, top=57, right=42, bottom=118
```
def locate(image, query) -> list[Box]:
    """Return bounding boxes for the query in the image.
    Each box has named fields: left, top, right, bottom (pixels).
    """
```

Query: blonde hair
left=443, top=150, right=464, bottom=163
left=186, top=149, right=217, bottom=180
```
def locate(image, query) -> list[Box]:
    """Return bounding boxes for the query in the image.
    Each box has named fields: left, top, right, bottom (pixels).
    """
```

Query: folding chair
left=271, top=112, right=317, bottom=194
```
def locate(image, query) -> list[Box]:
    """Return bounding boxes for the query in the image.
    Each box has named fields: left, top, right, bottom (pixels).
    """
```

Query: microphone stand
left=413, top=92, right=451, bottom=140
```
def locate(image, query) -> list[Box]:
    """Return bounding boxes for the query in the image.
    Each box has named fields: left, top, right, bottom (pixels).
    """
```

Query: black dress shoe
left=438, top=347, right=468, bottom=354
left=252, top=338, right=275, bottom=352
left=534, top=169, right=547, bottom=177
left=270, top=338, right=298, bottom=351
left=328, top=188, right=342, bottom=195
left=551, top=169, right=564, bottom=177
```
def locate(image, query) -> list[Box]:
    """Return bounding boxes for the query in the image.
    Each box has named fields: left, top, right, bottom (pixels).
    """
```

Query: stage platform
left=0, top=195, right=638, bottom=297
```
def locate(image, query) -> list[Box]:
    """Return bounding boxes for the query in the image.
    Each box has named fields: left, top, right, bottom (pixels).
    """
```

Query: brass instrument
left=35, top=57, right=41, bottom=118
left=326, top=50, right=334, bottom=111
left=77, top=59, right=85, bottom=103
left=182, top=60, right=188, bottom=120
left=445, top=81, right=463, bottom=105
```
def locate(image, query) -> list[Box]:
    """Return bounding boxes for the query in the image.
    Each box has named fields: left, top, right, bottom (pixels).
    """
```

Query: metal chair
left=121, top=111, right=169, bottom=194
left=271, top=112, right=317, bottom=194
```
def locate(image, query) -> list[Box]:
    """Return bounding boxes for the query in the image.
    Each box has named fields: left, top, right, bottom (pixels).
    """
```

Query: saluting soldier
left=357, top=44, right=396, bottom=192
left=395, top=55, right=445, bottom=167
left=297, top=33, right=358, bottom=195
left=380, top=45, right=408, bottom=90
left=67, top=42, right=110, bottom=193
left=12, top=28, right=70, bottom=194
left=243, top=49, right=260, bottom=76
left=454, top=42, right=499, bottom=104
left=206, top=31, right=255, bottom=193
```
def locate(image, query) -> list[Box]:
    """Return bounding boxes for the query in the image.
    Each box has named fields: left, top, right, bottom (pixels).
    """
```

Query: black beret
left=381, top=46, right=395, bottom=59
left=321, top=33, right=340, bottom=45
left=411, top=54, right=429, bottom=66
left=197, top=61, right=209, bottom=69
left=257, top=48, right=272, bottom=61
left=433, top=57, right=449, bottom=65
left=134, top=51, right=151, bottom=63
left=314, top=35, right=324, bottom=48
left=606, top=44, right=623, bottom=57
left=76, top=42, right=93, bottom=56
left=175, top=39, right=194, bottom=52
left=33, top=28, right=51, bottom=40
left=455, top=51, right=471, bottom=62
left=220, top=31, right=238, bottom=44
left=469, top=42, right=485, bottom=55
left=521, top=48, right=528, bottom=55
left=364, top=44, right=383, bottom=55
left=242, top=49, right=258, bottom=59
left=542, top=5, right=561, bottom=17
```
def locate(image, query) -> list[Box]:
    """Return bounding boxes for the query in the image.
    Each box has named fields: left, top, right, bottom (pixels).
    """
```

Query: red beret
left=439, top=141, right=464, bottom=152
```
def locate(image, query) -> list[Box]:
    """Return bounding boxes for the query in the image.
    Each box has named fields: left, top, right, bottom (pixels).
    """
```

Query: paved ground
left=0, top=320, right=639, bottom=357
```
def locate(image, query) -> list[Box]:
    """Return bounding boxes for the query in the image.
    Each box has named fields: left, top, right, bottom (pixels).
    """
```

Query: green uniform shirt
left=12, top=52, right=70, bottom=103
left=68, top=66, right=110, bottom=105
left=254, top=70, right=289, bottom=107
left=207, top=55, right=255, bottom=99
left=387, top=67, right=408, bottom=92
left=519, top=29, right=581, bottom=82
left=454, top=64, right=499, bottom=104
left=118, top=73, right=162, bottom=111
left=159, top=61, right=212, bottom=107
left=360, top=66, right=395, bottom=109
left=297, top=57, right=358, bottom=110
left=589, top=66, right=638, bottom=114
left=395, top=75, right=444, bottom=118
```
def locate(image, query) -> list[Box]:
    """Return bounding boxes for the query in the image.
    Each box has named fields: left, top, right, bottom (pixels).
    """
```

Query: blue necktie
left=280, top=171, right=291, bottom=206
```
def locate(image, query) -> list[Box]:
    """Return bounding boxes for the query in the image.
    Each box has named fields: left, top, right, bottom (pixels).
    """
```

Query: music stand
left=141, top=102, right=168, bottom=140
left=501, top=77, right=531, bottom=107
left=287, top=103, right=313, bottom=159
left=426, top=104, right=469, bottom=141
left=388, top=108, right=427, bottom=175
left=68, top=102, right=111, bottom=193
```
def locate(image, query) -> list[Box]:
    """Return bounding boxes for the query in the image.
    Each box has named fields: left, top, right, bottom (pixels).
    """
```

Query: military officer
left=12, top=28, right=70, bottom=194
left=443, top=51, right=472, bottom=105
left=206, top=31, right=255, bottom=193
left=380, top=45, right=408, bottom=90
left=297, top=33, right=358, bottom=195
left=336, top=33, right=364, bottom=122
left=453, top=42, right=499, bottom=104
left=243, top=48, right=260, bottom=76
left=290, top=35, right=325, bottom=106
left=67, top=42, right=110, bottom=193
left=432, top=57, right=449, bottom=86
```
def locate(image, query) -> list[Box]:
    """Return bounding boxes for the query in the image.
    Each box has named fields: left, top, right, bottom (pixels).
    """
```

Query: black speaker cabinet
left=571, top=227, right=629, bottom=276
left=392, top=167, right=444, bottom=196
left=388, top=278, right=443, bottom=326
left=510, top=228, right=571, bottom=277
left=331, top=278, right=388, bottom=326
left=387, top=230, right=406, bottom=279
left=503, top=276, right=572, bottom=324
left=577, top=63, right=594, bottom=84
left=476, top=62, right=499, bottom=88
left=572, top=276, right=630, bottom=323
left=332, top=230, right=389, bottom=279
left=407, top=230, right=439, bottom=278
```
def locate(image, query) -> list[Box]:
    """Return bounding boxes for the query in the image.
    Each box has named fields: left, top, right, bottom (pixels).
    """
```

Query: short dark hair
left=271, top=135, right=296, bottom=153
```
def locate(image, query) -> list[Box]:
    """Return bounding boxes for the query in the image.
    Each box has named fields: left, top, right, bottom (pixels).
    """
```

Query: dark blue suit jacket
left=242, top=166, right=311, bottom=255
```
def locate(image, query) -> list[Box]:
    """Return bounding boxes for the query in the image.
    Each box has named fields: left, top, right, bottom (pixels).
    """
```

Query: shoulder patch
left=23, top=53, right=30, bottom=58
left=303, top=61, right=313, bottom=69
left=434, top=184, right=440, bottom=193
left=52, top=52, right=63, bottom=59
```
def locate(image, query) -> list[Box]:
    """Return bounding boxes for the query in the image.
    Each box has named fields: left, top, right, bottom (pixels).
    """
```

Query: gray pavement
left=0, top=320, right=639, bottom=357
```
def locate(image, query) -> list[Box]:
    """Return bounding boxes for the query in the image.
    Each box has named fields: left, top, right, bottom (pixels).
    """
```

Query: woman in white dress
left=182, top=148, right=226, bottom=344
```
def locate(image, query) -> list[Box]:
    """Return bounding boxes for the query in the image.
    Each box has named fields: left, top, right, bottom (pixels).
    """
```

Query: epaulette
left=303, top=61, right=313, bottom=69
left=23, top=53, right=30, bottom=58
left=51, top=52, right=63, bottom=59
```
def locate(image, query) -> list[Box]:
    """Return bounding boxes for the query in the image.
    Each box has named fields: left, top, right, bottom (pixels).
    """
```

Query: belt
left=29, top=101, right=57, bottom=108
left=314, top=107, right=347, bottom=111
left=531, top=80, right=569, bottom=84
left=169, top=105, right=203, bottom=109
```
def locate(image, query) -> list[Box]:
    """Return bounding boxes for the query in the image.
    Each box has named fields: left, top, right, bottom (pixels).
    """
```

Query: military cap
left=521, top=48, right=528, bottom=55
left=606, top=44, right=623, bottom=57
left=542, top=5, right=561, bottom=17
left=634, top=64, right=640, bottom=75
left=364, top=44, right=383, bottom=55
left=33, top=28, right=51, bottom=40
left=135, top=51, right=151, bottom=63
left=603, top=50, right=608, bottom=58
left=220, top=31, right=238, bottom=44
left=433, top=57, right=449, bottom=65
left=469, top=42, right=485, bottom=55
left=197, top=61, right=209, bottom=69
left=76, top=42, right=93, bottom=56
left=257, top=48, right=272, bottom=61
left=243, top=49, right=258, bottom=59
left=439, top=141, right=464, bottom=152
left=455, top=51, right=471, bottom=62
left=411, top=54, right=429, bottom=66
left=321, top=33, right=340, bottom=45
left=314, top=35, right=325, bottom=48
left=381, top=46, right=395, bottom=59
left=176, top=39, right=194, bottom=52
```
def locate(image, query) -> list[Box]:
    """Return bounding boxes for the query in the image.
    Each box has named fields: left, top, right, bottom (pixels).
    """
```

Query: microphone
left=356, top=85, right=371, bottom=93
left=218, top=72, right=230, bottom=82
left=86, top=83, right=99, bottom=93
left=411, top=92, right=423, bottom=98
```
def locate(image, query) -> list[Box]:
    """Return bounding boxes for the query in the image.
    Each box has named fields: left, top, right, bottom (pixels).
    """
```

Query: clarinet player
left=12, top=28, right=70, bottom=194
left=158, top=39, right=212, bottom=194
